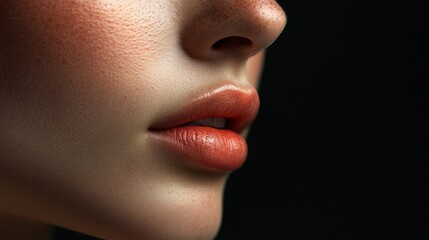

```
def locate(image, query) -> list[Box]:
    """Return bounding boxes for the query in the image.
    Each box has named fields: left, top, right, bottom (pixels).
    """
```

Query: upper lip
left=149, top=84, right=260, bottom=133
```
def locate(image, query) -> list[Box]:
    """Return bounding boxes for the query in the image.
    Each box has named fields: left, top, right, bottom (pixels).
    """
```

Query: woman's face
left=0, top=1, right=286, bottom=239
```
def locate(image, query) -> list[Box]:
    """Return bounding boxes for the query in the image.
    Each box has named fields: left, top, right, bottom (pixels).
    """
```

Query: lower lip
left=149, top=126, right=248, bottom=171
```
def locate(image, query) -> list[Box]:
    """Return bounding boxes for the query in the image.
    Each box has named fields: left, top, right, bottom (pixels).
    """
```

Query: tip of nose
left=181, top=0, right=287, bottom=61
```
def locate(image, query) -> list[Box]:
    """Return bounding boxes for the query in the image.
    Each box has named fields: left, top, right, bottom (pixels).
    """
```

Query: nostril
left=212, top=36, right=252, bottom=50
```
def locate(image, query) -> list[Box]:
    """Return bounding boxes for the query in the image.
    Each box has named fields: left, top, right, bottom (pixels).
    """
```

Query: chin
left=64, top=171, right=228, bottom=240
left=132, top=189, right=224, bottom=240
left=106, top=205, right=223, bottom=240
left=140, top=198, right=223, bottom=240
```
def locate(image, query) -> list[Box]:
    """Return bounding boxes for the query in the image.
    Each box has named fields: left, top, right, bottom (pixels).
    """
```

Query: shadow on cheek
left=246, top=51, right=265, bottom=88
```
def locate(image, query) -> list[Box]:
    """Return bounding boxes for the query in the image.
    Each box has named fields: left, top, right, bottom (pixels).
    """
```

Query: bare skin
left=0, top=1, right=286, bottom=239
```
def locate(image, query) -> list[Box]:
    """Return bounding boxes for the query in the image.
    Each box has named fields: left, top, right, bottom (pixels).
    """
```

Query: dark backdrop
left=217, top=0, right=428, bottom=239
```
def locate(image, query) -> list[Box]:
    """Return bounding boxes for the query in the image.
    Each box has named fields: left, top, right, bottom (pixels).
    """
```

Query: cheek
left=0, top=1, right=170, bottom=129
left=0, top=1, right=173, bottom=181
left=0, top=1, right=178, bottom=229
left=0, top=1, right=166, bottom=63
left=0, top=0, right=168, bottom=94
left=246, top=51, right=265, bottom=88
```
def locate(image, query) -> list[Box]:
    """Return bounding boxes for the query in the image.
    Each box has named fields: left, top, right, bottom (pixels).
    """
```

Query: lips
left=148, top=84, right=260, bottom=172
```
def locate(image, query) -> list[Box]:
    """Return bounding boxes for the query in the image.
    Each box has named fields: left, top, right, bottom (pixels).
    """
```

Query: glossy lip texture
left=149, top=84, right=260, bottom=172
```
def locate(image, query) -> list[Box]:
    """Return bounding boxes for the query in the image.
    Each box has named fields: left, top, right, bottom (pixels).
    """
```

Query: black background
left=53, top=0, right=428, bottom=239
left=217, top=0, right=428, bottom=239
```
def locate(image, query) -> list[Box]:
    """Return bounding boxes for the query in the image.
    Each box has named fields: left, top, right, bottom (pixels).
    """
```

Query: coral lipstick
left=149, top=84, right=260, bottom=172
left=153, top=126, right=248, bottom=171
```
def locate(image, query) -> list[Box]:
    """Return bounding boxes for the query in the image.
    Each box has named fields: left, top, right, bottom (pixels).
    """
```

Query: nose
left=181, top=0, right=287, bottom=61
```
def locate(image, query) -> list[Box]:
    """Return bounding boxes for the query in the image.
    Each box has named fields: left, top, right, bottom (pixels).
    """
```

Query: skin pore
left=0, top=1, right=286, bottom=239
